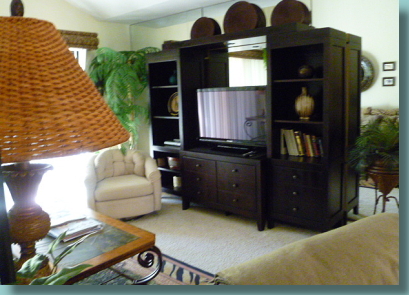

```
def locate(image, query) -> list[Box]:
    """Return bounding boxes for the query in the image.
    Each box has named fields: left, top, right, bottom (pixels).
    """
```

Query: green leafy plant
left=348, top=116, right=399, bottom=176
left=15, top=232, right=92, bottom=285
left=89, top=47, right=161, bottom=151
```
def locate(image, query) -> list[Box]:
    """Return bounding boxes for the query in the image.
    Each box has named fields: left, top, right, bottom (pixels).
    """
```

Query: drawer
left=271, top=184, right=326, bottom=221
left=183, top=157, right=216, bottom=173
left=183, top=172, right=217, bottom=203
left=217, top=162, right=256, bottom=180
left=218, top=191, right=256, bottom=211
left=217, top=179, right=256, bottom=196
left=272, top=166, right=324, bottom=188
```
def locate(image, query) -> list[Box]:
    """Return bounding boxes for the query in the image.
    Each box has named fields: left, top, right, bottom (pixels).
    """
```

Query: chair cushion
left=95, top=174, right=153, bottom=202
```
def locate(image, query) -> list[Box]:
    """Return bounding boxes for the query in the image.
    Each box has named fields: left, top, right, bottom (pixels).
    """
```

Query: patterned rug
left=75, top=253, right=214, bottom=285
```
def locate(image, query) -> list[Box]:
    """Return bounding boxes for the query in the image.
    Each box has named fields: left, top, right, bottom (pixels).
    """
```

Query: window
left=69, top=47, right=87, bottom=70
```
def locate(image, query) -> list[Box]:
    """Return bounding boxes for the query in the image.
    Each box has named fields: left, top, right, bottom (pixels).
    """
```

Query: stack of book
left=48, top=210, right=103, bottom=242
left=280, top=129, right=324, bottom=157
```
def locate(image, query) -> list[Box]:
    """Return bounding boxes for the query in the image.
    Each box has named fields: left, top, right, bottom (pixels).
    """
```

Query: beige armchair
left=84, top=148, right=162, bottom=219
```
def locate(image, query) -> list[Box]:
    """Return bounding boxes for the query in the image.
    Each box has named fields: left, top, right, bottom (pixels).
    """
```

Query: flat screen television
left=197, top=86, right=266, bottom=148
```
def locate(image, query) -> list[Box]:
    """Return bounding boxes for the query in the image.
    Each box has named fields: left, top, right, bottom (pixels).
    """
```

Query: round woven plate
left=223, top=1, right=266, bottom=34
left=167, top=92, right=179, bottom=116
left=191, top=17, right=221, bottom=39
left=271, top=0, right=311, bottom=26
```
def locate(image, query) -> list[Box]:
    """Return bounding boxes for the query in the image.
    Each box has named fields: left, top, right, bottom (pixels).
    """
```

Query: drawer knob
left=292, top=191, right=298, bottom=196
left=197, top=191, right=202, bottom=195
left=232, top=183, right=238, bottom=188
left=232, top=169, right=238, bottom=173
left=195, top=164, right=201, bottom=168
left=292, top=175, right=298, bottom=180
left=292, top=207, right=299, bottom=212
left=232, top=198, right=238, bottom=202
left=196, top=177, right=201, bottom=181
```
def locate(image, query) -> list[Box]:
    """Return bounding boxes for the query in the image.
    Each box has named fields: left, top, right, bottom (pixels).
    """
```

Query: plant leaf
left=47, top=231, right=67, bottom=257
left=53, top=233, right=92, bottom=268
left=30, top=264, right=92, bottom=285
left=16, top=254, right=48, bottom=279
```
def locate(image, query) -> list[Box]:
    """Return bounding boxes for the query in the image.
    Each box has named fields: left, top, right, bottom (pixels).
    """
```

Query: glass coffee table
left=35, top=209, right=162, bottom=285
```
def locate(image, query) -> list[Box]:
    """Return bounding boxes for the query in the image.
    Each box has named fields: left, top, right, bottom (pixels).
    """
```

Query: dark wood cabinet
left=181, top=150, right=266, bottom=231
left=266, top=28, right=361, bottom=231
left=147, top=24, right=361, bottom=231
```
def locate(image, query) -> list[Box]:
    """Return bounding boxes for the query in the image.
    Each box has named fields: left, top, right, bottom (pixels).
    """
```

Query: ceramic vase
left=295, top=87, right=314, bottom=120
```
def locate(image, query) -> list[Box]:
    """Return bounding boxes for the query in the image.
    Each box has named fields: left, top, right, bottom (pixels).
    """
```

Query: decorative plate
left=361, top=56, right=374, bottom=92
left=270, top=0, right=311, bottom=26
left=167, top=92, right=179, bottom=116
left=191, top=17, right=221, bottom=39
left=223, top=1, right=266, bottom=34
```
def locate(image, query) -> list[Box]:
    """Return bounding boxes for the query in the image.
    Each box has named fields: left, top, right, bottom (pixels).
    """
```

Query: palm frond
left=348, top=116, right=399, bottom=174
left=88, top=46, right=160, bottom=149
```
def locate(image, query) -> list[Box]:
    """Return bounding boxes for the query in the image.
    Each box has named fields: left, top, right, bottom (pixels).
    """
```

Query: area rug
left=74, top=253, right=214, bottom=285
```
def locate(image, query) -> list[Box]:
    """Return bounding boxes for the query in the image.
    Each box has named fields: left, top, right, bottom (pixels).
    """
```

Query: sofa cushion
left=95, top=174, right=153, bottom=202
left=215, top=213, right=399, bottom=285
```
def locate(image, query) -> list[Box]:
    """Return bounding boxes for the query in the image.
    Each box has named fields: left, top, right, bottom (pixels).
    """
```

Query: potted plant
left=14, top=232, right=91, bottom=285
left=348, top=116, right=399, bottom=210
left=88, top=46, right=160, bottom=151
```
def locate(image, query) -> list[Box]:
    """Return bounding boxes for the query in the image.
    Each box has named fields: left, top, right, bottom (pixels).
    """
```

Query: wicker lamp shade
left=0, top=14, right=130, bottom=271
left=0, top=17, right=129, bottom=164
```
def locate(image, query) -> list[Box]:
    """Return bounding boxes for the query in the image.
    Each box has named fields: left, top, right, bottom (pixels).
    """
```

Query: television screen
left=197, top=86, right=266, bottom=147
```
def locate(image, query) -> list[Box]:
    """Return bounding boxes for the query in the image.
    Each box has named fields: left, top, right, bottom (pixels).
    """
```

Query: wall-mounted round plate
left=361, top=55, right=375, bottom=92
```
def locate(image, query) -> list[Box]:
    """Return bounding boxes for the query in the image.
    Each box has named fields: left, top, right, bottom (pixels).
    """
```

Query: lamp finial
left=11, top=0, right=24, bottom=17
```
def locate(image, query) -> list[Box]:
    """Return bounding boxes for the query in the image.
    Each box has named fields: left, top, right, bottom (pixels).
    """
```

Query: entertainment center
left=147, top=23, right=361, bottom=231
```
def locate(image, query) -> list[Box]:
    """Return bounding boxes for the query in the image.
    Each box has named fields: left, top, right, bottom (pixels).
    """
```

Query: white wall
left=312, top=0, right=399, bottom=108
left=0, top=0, right=130, bottom=51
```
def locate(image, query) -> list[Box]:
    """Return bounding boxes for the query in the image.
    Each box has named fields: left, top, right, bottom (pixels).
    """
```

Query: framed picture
left=383, top=77, right=395, bottom=86
left=383, top=62, right=396, bottom=71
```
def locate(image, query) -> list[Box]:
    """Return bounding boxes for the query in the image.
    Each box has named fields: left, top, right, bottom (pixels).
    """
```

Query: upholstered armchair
left=84, top=148, right=162, bottom=219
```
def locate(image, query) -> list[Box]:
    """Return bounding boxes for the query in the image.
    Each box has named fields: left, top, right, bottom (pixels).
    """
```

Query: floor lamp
left=0, top=1, right=130, bottom=270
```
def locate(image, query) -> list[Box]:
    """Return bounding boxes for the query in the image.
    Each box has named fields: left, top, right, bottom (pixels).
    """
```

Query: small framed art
left=383, top=77, right=395, bottom=86
left=383, top=62, right=396, bottom=71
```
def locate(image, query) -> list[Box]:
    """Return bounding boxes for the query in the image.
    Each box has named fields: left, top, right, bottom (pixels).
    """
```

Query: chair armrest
left=144, top=156, right=161, bottom=183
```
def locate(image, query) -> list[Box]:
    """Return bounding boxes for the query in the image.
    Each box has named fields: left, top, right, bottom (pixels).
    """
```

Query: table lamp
left=0, top=1, right=130, bottom=268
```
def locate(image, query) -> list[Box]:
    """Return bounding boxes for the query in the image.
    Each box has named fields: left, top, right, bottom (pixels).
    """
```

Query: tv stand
left=180, top=150, right=266, bottom=231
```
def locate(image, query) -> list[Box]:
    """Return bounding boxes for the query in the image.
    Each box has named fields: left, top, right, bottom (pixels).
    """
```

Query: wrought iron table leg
left=373, top=188, right=399, bottom=214
left=131, top=246, right=163, bottom=285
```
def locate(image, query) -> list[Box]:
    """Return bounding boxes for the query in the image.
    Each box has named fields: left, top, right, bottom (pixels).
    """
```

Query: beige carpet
left=129, top=187, right=399, bottom=275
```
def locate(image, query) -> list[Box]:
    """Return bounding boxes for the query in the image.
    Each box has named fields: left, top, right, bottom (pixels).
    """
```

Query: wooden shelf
left=152, top=85, right=178, bottom=89
left=158, top=167, right=181, bottom=174
left=153, top=116, right=179, bottom=119
left=273, top=78, right=324, bottom=83
left=274, top=120, right=324, bottom=125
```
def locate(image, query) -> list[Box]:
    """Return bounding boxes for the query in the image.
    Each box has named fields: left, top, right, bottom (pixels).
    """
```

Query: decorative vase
left=295, top=87, right=314, bottom=120
left=298, top=65, right=314, bottom=78
left=169, top=70, right=177, bottom=85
